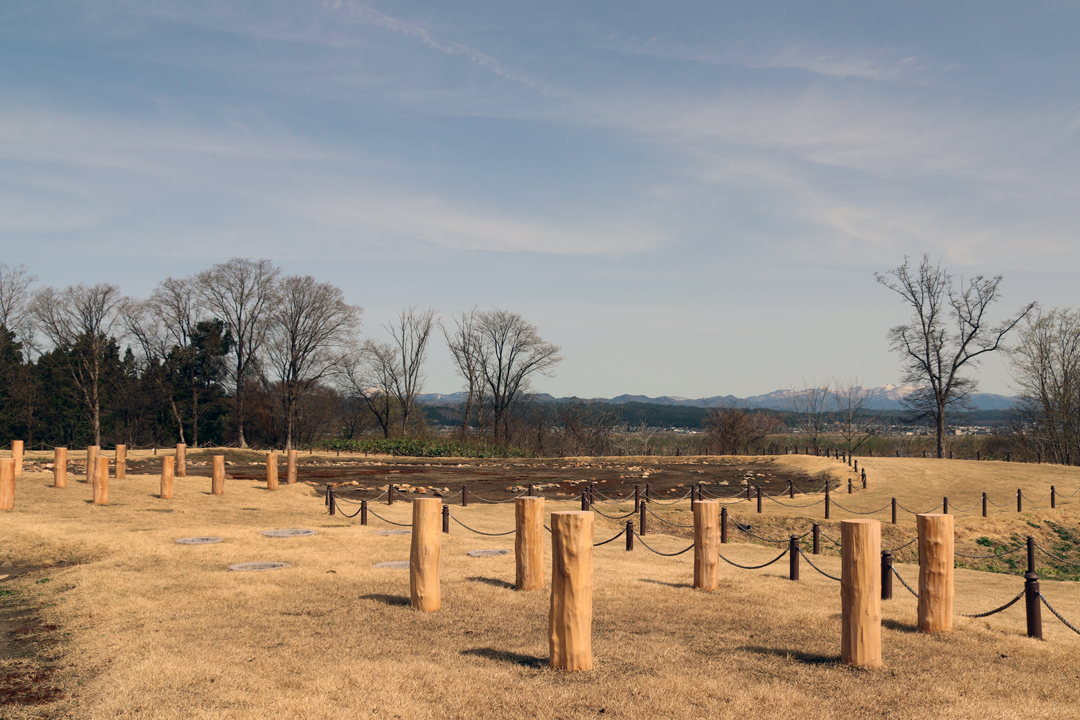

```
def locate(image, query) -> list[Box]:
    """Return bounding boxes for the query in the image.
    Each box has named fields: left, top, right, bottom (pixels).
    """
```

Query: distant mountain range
left=416, top=384, right=1019, bottom=412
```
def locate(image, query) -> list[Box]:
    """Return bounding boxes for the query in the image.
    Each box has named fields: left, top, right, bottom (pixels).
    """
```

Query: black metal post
left=789, top=479, right=795, bottom=499
left=861, top=468, right=867, bottom=488
left=462, top=484, right=468, bottom=507
left=634, top=484, right=640, bottom=511
left=756, top=485, right=762, bottom=514
left=848, top=478, right=853, bottom=494
left=982, top=492, right=987, bottom=517
left=812, top=523, right=820, bottom=554
left=442, top=504, right=449, bottom=533
left=825, top=486, right=830, bottom=520
left=1018, top=489, right=1022, bottom=513
left=581, top=491, right=589, bottom=511
left=639, top=499, right=647, bottom=536
left=388, top=485, right=394, bottom=506
left=891, top=497, right=897, bottom=524
left=360, top=499, right=368, bottom=525
left=528, top=484, right=534, bottom=497
left=789, top=536, right=799, bottom=581
left=881, top=551, right=893, bottom=600
left=1026, top=536, right=1043, bottom=639
left=720, top=506, right=727, bottom=544
left=1051, top=486, right=1056, bottom=509
left=943, top=496, right=949, bottom=515
left=329, top=488, right=336, bottom=516
left=626, top=521, right=634, bottom=551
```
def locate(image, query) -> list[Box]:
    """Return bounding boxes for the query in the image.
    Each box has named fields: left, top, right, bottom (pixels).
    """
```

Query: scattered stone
left=373, top=561, right=409, bottom=570
left=374, top=529, right=411, bottom=536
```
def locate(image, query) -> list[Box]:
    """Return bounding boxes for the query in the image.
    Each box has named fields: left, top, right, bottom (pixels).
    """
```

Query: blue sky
left=2, top=1, right=1078, bottom=398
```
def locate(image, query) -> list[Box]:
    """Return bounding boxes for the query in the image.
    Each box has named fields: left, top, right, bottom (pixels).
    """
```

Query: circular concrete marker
left=374, top=529, right=411, bottom=536
left=260, top=528, right=317, bottom=538
left=229, top=562, right=290, bottom=572
left=467, top=549, right=510, bottom=558
left=175, top=537, right=224, bottom=545
left=373, top=561, right=410, bottom=570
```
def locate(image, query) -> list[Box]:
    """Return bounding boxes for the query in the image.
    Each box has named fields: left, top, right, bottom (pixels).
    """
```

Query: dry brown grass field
left=3, top=450, right=1080, bottom=719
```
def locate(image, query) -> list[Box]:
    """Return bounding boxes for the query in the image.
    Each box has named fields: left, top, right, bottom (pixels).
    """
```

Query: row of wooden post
left=2, top=443, right=301, bottom=509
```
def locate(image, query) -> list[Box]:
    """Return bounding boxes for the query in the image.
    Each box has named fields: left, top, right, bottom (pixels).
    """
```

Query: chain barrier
left=644, top=504, right=694, bottom=528
left=470, top=493, right=526, bottom=504
left=891, top=566, right=919, bottom=598
left=647, top=491, right=694, bottom=506
left=1023, top=491, right=1052, bottom=503
left=718, top=548, right=788, bottom=570
left=1039, top=593, right=1080, bottom=635
left=984, top=496, right=1012, bottom=508
left=960, top=590, right=1025, bottom=618
left=955, top=545, right=1024, bottom=559
left=633, top=533, right=694, bottom=557
left=895, top=501, right=943, bottom=515
left=797, top=549, right=840, bottom=581
left=829, top=500, right=892, bottom=516
left=366, top=509, right=412, bottom=527
left=593, top=528, right=627, bottom=547
left=764, top=495, right=827, bottom=509
left=335, top=504, right=363, bottom=519
left=884, top=538, right=917, bottom=553
left=1034, top=543, right=1080, bottom=568
left=590, top=489, right=635, bottom=503
left=448, top=513, right=516, bottom=536
left=1056, top=487, right=1080, bottom=499
left=730, top=519, right=811, bottom=544
left=819, top=531, right=842, bottom=547
left=591, top=506, right=638, bottom=520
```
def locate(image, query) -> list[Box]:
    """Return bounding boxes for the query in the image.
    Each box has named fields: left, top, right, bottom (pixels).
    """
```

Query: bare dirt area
left=145, top=451, right=839, bottom=500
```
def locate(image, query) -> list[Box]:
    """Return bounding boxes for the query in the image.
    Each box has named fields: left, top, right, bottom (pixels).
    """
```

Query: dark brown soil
left=120, top=454, right=833, bottom=500
left=0, top=571, right=65, bottom=709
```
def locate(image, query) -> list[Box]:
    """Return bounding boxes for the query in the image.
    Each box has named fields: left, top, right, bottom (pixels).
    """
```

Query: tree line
left=0, top=259, right=561, bottom=451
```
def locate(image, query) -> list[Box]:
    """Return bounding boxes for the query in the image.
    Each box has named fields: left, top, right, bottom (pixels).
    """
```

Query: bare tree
left=384, top=306, right=435, bottom=436
left=341, top=340, right=401, bottom=439
left=0, top=263, right=37, bottom=344
left=876, top=254, right=1035, bottom=458
left=831, top=378, right=878, bottom=453
left=783, top=382, right=832, bottom=453
left=265, top=275, right=361, bottom=450
left=474, top=309, right=562, bottom=444
left=703, top=403, right=782, bottom=455
left=31, top=283, right=126, bottom=445
left=196, top=258, right=280, bottom=448
left=1007, top=308, right=1080, bottom=463
left=441, top=308, right=485, bottom=440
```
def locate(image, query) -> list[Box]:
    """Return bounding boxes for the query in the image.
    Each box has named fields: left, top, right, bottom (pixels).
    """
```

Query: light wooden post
left=160, top=457, right=174, bottom=499
left=549, top=511, right=594, bottom=672
left=11, top=440, right=23, bottom=476
left=410, top=498, right=442, bottom=612
left=93, top=456, right=109, bottom=505
left=86, top=445, right=100, bottom=485
left=840, top=519, right=882, bottom=669
left=115, top=445, right=127, bottom=479
left=693, top=500, right=721, bottom=591
left=175, top=443, right=186, bottom=477
left=917, top=513, right=954, bottom=633
left=287, top=449, right=298, bottom=484
left=266, top=453, right=279, bottom=490
left=54, top=447, right=67, bottom=488
left=211, top=455, right=224, bottom=495
left=515, top=496, right=545, bottom=591
left=0, top=458, right=14, bottom=510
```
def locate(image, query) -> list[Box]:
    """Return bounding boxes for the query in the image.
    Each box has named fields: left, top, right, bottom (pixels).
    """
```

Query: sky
left=2, top=1, right=1078, bottom=399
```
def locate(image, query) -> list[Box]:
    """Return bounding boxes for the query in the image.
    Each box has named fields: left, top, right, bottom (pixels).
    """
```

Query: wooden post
left=287, top=449, right=298, bottom=484
left=693, top=500, right=720, bottom=591
left=175, top=443, right=187, bottom=477
left=515, top=496, right=545, bottom=591
left=549, top=511, right=593, bottom=672
left=11, top=440, right=23, bottom=476
left=916, top=513, right=954, bottom=633
left=211, top=455, right=224, bottom=495
left=86, top=445, right=99, bottom=485
left=410, top=498, right=442, bottom=612
left=115, top=444, right=127, bottom=479
left=160, top=456, right=175, bottom=499
left=266, top=453, right=279, bottom=490
left=840, top=519, right=882, bottom=669
left=54, top=447, right=67, bottom=488
left=93, top=456, right=109, bottom=505
left=0, top=458, right=13, bottom=510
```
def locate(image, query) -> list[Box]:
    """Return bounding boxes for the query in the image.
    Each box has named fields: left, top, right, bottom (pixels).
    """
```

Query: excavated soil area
left=119, top=453, right=834, bottom=500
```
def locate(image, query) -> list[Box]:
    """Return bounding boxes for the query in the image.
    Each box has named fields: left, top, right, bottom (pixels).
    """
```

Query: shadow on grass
left=461, top=648, right=546, bottom=668
left=360, top=593, right=410, bottom=607
left=638, top=578, right=693, bottom=589
left=467, top=576, right=515, bottom=590
left=883, top=618, right=920, bottom=634
left=740, top=645, right=838, bottom=666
